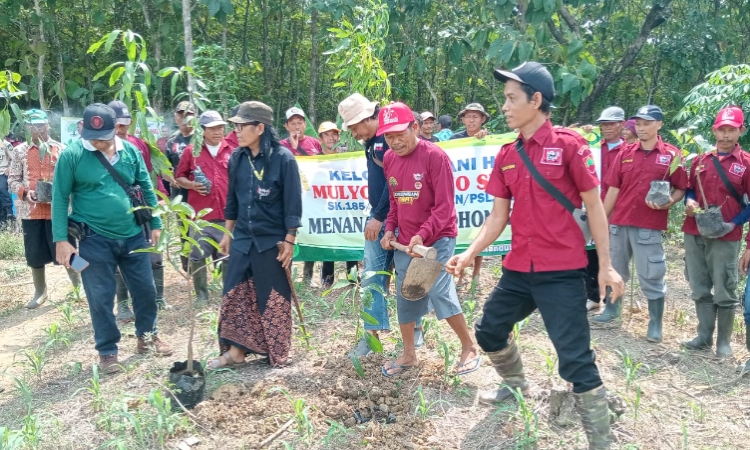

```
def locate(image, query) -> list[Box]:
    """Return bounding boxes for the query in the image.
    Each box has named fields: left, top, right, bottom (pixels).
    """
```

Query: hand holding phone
left=69, top=254, right=90, bottom=273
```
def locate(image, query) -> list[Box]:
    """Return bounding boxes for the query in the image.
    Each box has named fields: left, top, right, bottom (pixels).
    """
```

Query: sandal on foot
left=456, top=355, right=482, bottom=376
left=207, top=353, right=247, bottom=371
left=381, top=359, right=414, bottom=378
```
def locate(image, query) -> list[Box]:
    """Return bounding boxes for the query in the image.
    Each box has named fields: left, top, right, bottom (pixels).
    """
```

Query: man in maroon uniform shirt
left=378, top=102, right=480, bottom=378
left=176, top=110, right=232, bottom=302
left=682, top=107, right=750, bottom=359
left=597, top=105, right=687, bottom=345
left=448, top=62, right=624, bottom=449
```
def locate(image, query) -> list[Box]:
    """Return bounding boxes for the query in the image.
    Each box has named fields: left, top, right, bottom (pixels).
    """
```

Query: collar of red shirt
left=519, top=120, right=553, bottom=145
left=714, top=143, right=743, bottom=160
left=636, top=135, right=672, bottom=154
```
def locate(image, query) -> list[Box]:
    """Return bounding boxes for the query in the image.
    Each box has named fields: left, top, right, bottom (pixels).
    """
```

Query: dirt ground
left=2, top=241, right=750, bottom=449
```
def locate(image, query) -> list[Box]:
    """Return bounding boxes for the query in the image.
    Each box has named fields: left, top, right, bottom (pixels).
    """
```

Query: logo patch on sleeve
left=541, top=148, right=563, bottom=165
left=501, top=164, right=516, bottom=172
left=655, top=154, right=672, bottom=166
left=577, top=145, right=590, bottom=156
left=584, top=156, right=596, bottom=174
left=730, top=163, right=746, bottom=177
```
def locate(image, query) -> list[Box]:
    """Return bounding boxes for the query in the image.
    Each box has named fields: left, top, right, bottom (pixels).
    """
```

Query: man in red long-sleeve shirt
left=378, top=102, right=479, bottom=378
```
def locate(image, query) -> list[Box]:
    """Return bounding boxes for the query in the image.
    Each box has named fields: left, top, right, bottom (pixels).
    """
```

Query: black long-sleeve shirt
left=224, top=145, right=302, bottom=254
left=365, top=135, right=390, bottom=222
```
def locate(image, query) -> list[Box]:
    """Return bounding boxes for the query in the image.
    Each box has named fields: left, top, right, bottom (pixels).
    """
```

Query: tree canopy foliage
left=0, top=0, right=749, bottom=131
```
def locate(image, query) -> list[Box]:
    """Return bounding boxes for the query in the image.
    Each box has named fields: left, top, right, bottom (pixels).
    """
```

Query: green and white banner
left=295, top=129, right=601, bottom=261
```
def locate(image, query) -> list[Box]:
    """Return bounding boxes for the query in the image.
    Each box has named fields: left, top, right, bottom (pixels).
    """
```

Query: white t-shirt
left=206, top=143, right=220, bottom=157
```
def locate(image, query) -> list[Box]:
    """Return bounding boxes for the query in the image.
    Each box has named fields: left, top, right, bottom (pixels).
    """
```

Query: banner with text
left=60, top=117, right=162, bottom=148
left=295, top=129, right=601, bottom=262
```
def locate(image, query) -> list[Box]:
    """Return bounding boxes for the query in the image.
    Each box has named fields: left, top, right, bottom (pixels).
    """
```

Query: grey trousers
left=683, top=233, right=740, bottom=308
left=609, top=225, right=667, bottom=300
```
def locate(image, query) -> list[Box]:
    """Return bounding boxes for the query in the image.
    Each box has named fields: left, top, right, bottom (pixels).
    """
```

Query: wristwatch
left=287, top=229, right=299, bottom=236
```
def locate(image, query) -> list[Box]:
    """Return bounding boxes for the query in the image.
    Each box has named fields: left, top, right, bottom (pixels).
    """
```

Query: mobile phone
left=69, top=254, right=90, bottom=273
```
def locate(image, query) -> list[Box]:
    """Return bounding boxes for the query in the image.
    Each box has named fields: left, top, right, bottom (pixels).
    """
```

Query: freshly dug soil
left=695, top=206, right=725, bottom=237
left=645, top=180, right=671, bottom=206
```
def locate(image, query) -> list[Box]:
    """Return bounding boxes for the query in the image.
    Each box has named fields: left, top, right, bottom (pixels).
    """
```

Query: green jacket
left=52, top=138, right=162, bottom=242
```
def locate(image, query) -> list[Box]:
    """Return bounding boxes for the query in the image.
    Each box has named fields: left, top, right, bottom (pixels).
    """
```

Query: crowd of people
left=2, top=58, right=750, bottom=449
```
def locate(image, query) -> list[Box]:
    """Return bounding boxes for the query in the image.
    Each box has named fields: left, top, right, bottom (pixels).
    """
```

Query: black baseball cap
left=81, top=103, right=116, bottom=140
left=631, top=105, right=663, bottom=122
left=438, top=114, right=452, bottom=128
left=107, top=100, right=132, bottom=119
left=493, top=61, right=556, bottom=103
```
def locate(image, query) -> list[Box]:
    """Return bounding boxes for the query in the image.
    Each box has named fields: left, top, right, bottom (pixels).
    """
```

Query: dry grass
left=1, top=243, right=750, bottom=449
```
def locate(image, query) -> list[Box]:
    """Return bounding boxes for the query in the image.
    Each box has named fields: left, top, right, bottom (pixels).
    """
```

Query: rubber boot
left=682, top=302, right=716, bottom=350
left=115, top=271, right=134, bottom=322
left=189, top=261, right=209, bottom=303
left=715, top=306, right=735, bottom=358
left=591, top=297, right=622, bottom=325
left=575, top=386, right=611, bottom=450
left=646, top=297, right=665, bottom=343
left=478, top=333, right=530, bottom=405
left=25, top=267, right=47, bottom=309
left=152, top=264, right=168, bottom=309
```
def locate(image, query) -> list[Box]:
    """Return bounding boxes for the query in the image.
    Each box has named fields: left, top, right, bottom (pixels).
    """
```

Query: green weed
left=14, top=346, right=49, bottom=382
left=321, top=419, right=353, bottom=447
left=270, top=388, right=315, bottom=443
left=615, top=350, right=648, bottom=391
left=0, top=229, right=25, bottom=259
left=412, top=386, right=450, bottom=419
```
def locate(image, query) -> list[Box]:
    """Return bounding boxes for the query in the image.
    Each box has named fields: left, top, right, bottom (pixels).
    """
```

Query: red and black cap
left=493, top=61, right=556, bottom=103
left=81, top=103, right=116, bottom=141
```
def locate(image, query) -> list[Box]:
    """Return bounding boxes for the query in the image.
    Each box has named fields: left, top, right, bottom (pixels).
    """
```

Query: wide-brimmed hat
left=458, top=103, right=489, bottom=119
left=338, top=93, right=378, bottom=131
left=318, top=121, right=340, bottom=134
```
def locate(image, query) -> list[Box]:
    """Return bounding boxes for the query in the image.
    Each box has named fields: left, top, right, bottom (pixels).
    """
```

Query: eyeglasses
left=235, top=122, right=260, bottom=132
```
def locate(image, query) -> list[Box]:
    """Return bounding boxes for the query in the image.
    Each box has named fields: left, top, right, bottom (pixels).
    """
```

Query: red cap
left=376, top=102, right=414, bottom=136
left=713, top=107, right=745, bottom=129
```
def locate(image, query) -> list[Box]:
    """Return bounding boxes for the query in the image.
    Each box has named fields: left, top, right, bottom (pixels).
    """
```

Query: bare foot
left=382, top=353, right=419, bottom=376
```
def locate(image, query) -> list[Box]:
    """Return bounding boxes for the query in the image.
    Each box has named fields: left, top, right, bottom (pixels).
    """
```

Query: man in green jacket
left=52, top=103, right=172, bottom=373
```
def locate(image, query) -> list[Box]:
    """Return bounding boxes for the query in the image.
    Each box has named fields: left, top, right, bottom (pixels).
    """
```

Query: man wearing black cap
left=51, top=103, right=172, bottom=373
left=434, top=115, right=454, bottom=142
left=164, top=101, right=196, bottom=200
left=108, top=100, right=169, bottom=319
left=598, top=105, right=687, bottom=344
left=447, top=61, right=624, bottom=449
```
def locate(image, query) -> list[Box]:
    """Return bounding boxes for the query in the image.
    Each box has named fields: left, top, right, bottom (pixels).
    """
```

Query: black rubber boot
left=189, top=261, right=209, bottom=303
left=478, top=333, right=529, bottom=405
left=591, top=297, right=622, bottom=325
left=646, top=297, right=665, bottom=343
left=115, top=271, right=134, bottom=322
left=682, top=302, right=716, bottom=350
left=151, top=264, right=169, bottom=309
left=26, top=267, right=48, bottom=309
left=575, top=386, right=611, bottom=450
left=715, top=306, right=735, bottom=358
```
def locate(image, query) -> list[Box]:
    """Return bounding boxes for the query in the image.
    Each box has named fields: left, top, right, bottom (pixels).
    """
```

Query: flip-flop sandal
left=207, top=354, right=248, bottom=371
left=381, top=359, right=414, bottom=378
left=455, top=355, right=482, bottom=376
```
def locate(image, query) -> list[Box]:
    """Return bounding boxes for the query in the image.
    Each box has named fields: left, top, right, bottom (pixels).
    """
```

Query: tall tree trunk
left=260, top=0, right=270, bottom=93
left=141, top=1, right=162, bottom=109
left=222, top=21, right=228, bottom=51
left=33, top=0, right=47, bottom=110
left=575, top=0, right=674, bottom=123
left=82, top=0, right=92, bottom=102
left=182, top=0, right=195, bottom=90
left=50, top=18, right=70, bottom=115
left=308, top=7, right=318, bottom=124
left=241, top=0, right=251, bottom=65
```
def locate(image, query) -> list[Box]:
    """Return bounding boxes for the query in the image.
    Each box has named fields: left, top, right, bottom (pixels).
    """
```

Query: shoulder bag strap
left=92, top=150, right=132, bottom=195
left=515, top=139, right=576, bottom=213
left=709, top=155, right=744, bottom=206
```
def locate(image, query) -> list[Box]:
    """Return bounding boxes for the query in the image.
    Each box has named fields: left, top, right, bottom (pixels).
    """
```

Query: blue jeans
left=361, top=219, right=422, bottom=331
left=79, top=227, right=158, bottom=355
left=744, top=281, right=750, bottom=325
